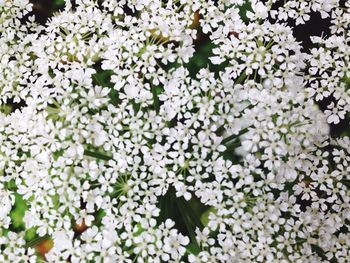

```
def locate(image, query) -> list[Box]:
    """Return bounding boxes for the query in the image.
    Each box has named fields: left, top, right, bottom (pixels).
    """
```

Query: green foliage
left=53, top=0, right=65, bottom=9
left=10, top=194, right=27, bottom=231
left=158, top=187, right=209, bottom=255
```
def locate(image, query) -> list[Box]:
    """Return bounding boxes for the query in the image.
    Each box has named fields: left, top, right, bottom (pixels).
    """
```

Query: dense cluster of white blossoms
left=1, top=0, right=350, bottom=262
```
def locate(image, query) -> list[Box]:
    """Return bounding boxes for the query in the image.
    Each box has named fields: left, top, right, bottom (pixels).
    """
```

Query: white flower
left=1, top=0, right=350, bottom=262
left=325, top=102, right=345, bottom=124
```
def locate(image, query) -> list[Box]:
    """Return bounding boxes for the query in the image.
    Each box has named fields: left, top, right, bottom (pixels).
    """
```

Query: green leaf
left=186, top=242, right=201, bottom=256
left=24, top=227, right=38, bottom=242
left=238, top=0, right=253, bottom=23
left=175, top=198, right=201, bottom=253
left=222, top=127, right=249, bottom=145
left=4, top=179, right=17, bottom=191
left=152, top=86, right=163, bottom=113
left=84, top=149, right=113, bottom=161
left=185, top=41, right=215, bottom=77
left=94, top=209, right=106, bottom=226
left=25, top=235, right=51, bottom=248
left=53, top=0, right=65, bottom=9
left=200, top=207, right=217, bottom=226
left=10, top=193, right=28, bottom=231
left=178, top=198, right=204, bottom=230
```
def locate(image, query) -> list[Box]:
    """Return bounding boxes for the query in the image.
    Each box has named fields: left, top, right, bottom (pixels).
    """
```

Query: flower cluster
left=1, top=0, right=350, bottom=262
left=307, top=0, right=350, bottom=124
